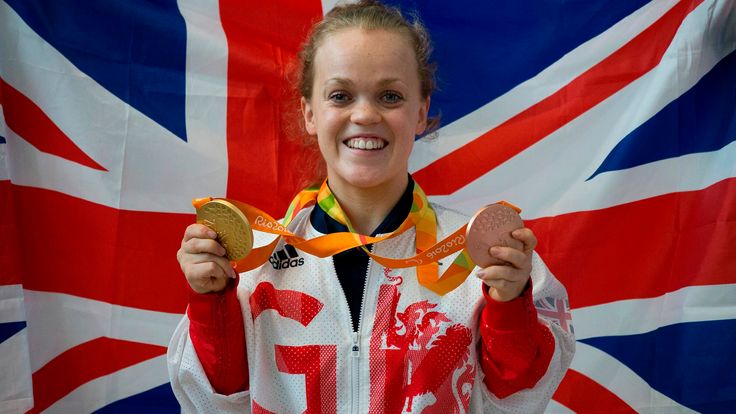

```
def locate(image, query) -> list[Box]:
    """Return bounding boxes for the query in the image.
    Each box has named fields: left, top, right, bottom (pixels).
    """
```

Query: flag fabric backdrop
left=1, top=0, right=734, bottom=412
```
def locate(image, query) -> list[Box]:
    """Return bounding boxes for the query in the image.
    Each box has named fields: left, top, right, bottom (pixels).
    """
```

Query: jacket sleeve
left=479, top=279, right=555, bottom=398
left=478, top=252, right=576, bottom=413
left=167, top=277, right=251, bottom=413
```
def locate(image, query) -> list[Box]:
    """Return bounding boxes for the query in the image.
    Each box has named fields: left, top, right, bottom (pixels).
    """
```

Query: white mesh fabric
left=167, top=316, right=251, bottom=413
left=167, top=203, right=575, bottom=413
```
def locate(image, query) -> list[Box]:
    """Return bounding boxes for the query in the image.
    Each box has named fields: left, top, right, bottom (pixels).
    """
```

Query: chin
left=340, top=169, right=393, bottom=189
left=345, top=175, right=386, bottom=189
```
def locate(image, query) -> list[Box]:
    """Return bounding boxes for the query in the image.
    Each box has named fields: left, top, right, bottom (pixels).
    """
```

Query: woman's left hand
left=476, top=227, right=537, bottom=302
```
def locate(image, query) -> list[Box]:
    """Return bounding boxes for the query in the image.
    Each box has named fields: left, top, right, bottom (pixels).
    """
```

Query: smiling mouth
left=343, top=137, right=387, bottom=150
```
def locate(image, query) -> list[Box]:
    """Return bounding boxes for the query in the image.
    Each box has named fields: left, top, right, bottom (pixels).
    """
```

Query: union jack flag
left=534, top=297, right=573, bottom=335
left=1, top=0, right=734, bottom=413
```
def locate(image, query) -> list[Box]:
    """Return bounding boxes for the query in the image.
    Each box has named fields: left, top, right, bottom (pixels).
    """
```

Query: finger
left=478, top=265, right=528, bottom=283
left=186, top=252, right=237, bottom=279
left=478, top=272, right=523, bottom=294
left=484, top=278, right=512, bottom=292
left=186, top=257, right=237, bottom=289
left=186, top=260, right=227, bottom=284
left=511, top=227, right=537, bottom=252
left=183, top=237, right=227, bottom=257
left=495, top=235, right=524, bottom=252
left=183, top=223, right=218, bottom=243
left=489, top=246, right=528, bottom=269
left=477, top=266, right=530, bottom=302
left=200, top=252, right=237, bottom=279
left=485, top=279, right=528, bottom=302
left=187, top=262, right=231, bottom=293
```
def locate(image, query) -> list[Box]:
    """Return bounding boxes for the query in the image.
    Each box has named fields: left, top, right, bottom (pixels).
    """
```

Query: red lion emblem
left=370, top=268, right=474, bottom=413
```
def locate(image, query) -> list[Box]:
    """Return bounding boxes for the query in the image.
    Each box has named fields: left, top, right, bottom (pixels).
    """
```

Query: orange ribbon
left=193, top=180, right=520, bottom=295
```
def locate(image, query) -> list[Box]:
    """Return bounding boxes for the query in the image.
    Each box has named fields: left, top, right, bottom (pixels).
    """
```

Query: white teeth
left=345, top=137, right=385, bottom=150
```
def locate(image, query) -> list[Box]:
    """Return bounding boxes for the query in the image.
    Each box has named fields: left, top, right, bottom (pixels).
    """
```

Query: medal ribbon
left=193, top=179, right=517, bottom=295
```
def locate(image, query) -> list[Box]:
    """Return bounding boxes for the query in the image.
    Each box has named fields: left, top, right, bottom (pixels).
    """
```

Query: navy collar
left=310, top=175, right=415, bottom=237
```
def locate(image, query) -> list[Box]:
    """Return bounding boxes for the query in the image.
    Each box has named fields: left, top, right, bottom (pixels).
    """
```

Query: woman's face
left=301, top=28, right=429, bottom=192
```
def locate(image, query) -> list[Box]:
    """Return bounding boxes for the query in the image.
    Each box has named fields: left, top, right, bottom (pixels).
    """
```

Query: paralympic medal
left=465, top=204, right=524, bottom=268
left=196, top=199, right=253, bottom=261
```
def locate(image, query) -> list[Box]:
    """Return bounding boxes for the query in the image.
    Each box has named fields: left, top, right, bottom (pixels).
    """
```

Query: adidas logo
left=269, top=244, right=305, bottom=270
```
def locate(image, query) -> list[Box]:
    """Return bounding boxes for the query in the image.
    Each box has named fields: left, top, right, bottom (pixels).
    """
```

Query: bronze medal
left=465, top=204, right=524, bottom=268
left=196, top=199, right=253, bottom=261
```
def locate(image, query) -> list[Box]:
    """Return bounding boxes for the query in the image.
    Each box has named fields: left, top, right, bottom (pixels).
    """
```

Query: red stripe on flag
left=11, top=184, right=191, bottom=313
left=553, top=369, right=637, bottom=413
left=0, top=77, right=106, bottom=172
left=529, top=177, right=736, bottom=309
left=0, top=180, right=22, bottom=285
left=220, top=0, right=323, bottom=217
left=413, top=0, right=703, bottom=195
left=28, top=337, right=166, bottom=413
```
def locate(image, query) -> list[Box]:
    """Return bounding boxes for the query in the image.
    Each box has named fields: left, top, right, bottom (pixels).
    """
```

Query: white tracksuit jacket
left=168, top=203, right=575, bottom=413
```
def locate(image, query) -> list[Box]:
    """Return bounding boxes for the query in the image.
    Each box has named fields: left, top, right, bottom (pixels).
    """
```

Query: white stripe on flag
left=572, top=283, right=736, bottom=341
left=0, top=285, right=33, bottom=414
left=42, top=355, right=172, bottom=414
left=24, top=290, right=182, bottom=372
left=545, top=399, right=576, bottom=414
left=0, top=331, right=34, bottom=413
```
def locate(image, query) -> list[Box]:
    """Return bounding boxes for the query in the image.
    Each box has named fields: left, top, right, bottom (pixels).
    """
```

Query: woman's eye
left=329, top=92, right=350, bottom=103
left=381, top=91, right=403, bottom=104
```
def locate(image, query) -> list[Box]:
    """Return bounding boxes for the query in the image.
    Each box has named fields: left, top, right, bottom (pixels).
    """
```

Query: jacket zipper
left=334, top=245, right=374, bottom=414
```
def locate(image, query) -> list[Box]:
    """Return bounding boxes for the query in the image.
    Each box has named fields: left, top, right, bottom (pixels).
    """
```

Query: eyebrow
left=324, top=77, right=406, bottom=87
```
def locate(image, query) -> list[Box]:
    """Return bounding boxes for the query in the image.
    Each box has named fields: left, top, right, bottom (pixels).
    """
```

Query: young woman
left=168, top=1, right=574, bottom=412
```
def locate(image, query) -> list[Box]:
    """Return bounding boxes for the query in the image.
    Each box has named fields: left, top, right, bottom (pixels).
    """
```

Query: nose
left=350, top=99, right=381, bottom=125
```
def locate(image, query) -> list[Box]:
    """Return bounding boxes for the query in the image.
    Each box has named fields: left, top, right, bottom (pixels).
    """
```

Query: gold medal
left=196, top=199, right=253, bottom=261
left=466, top=204, right=524, bottom=268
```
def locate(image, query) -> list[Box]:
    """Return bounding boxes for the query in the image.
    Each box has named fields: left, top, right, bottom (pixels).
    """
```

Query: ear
left=415, top=96, right=431, bottom=135
left=301, top=97, right=317, bottom=135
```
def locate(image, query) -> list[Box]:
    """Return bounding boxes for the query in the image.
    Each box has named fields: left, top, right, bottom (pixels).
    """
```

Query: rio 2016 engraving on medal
left=196, top=199, right=253, bottom=261
left=466, top=204, right=524, bottom=268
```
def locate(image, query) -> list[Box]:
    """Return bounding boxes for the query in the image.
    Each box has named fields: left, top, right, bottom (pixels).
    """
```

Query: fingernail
left=490, top=247, right=501, bottom=256
left=207, top=230, right=217, bottom=239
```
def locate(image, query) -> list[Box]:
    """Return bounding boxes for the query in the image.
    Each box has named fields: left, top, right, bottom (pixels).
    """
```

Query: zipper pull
left=352, top=331, right=360, bottom=356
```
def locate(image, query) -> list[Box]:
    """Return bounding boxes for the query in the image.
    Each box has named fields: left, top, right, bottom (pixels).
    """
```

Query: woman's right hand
left=177, top=223, right=238, bottom=294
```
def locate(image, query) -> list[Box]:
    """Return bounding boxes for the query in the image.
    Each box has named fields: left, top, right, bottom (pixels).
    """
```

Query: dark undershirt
left=309, top=175, right=415, bottom=331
